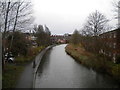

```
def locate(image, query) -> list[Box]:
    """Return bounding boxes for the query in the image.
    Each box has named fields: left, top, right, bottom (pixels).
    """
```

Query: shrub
left=116, top=56, right=120, bottom=64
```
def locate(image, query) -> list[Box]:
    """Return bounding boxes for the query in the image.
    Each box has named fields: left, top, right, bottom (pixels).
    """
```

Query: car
left=5, top=52, right=15, bottom=63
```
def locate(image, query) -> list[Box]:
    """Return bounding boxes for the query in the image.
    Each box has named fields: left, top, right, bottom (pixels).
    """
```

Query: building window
left=109, top=43, right=112, bottom=48
left=109, top=52, right=111, bottom=57
left=109, top=34, right=112, bottom=38
left=113, top=43, right=116, bottom=49
left=114, top=33, right=116, bottom=38
left=100, top=49, right=103, bottom=53
left=113, top=53, right=116, bottom=63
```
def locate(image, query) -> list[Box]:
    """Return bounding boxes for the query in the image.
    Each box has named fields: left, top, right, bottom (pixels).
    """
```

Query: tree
left=9, top=1, right=33, bottom=51
left=84, top=10, right=109, bottom=36
left=44, top=25, right=51, bottom=35
left=112, top=0, right=120, bottom=28
left=0, top=0, right=33, bottom=68
left=35, top=25, right=45, bottom=46
left=0, top=0, right=33, bottom=32
left=34, top=25, right=52, bottom=46
left=7, top=31, right=28, bottom=56
left=0, top=1, right=11, bottom=70
left=0, top=0, right=33, bottom=44
left=71, top=30, right=80, bottom=45
left=81, top=11, right=109, bottom=53
left=44, top=25, right=51, bottom=45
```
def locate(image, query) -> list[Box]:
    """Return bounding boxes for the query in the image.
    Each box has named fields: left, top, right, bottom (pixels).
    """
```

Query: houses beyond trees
left=51, top=34, right=71, bottom=44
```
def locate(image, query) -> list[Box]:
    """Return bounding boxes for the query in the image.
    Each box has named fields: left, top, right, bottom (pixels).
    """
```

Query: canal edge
left=32, top=45, right=55, bottom=88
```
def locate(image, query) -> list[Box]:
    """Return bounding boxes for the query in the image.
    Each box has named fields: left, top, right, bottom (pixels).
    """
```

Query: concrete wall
left=33, top=45, right=54, bottom=88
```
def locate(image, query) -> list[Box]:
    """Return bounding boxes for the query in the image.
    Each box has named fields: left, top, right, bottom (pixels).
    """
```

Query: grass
left=15, top=56, right=34, bottom=63
left=3, top=46, right=46, bottom=88
left=2, top=63, right=24, bottom=88
left=65, top=44, right=120, bottom=82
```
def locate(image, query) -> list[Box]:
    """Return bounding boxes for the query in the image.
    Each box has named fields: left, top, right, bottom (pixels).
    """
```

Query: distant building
left=24, top=33, right=37, bottom=47
left=50, top=34, right=71, bottom=44
left=99, top=28, right=120, bottom=63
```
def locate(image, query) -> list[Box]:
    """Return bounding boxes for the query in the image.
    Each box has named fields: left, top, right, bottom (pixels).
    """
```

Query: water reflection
left=37, top=49, right=52, bottom=76
left=35, top=44, right=119, bottom=88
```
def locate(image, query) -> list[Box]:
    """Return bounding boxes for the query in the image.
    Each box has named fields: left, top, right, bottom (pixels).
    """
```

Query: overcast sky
left=32, top=0, right=118, bottom=35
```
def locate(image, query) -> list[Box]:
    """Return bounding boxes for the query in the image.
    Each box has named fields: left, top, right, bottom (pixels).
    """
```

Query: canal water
left=35, top=44, right=119, bottom=88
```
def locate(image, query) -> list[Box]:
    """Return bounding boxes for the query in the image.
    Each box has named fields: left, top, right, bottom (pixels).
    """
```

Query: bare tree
left=81, top=10, right=109, bottom=53
left=112, top=0, right=120, bottom=28
left=1, top=1, right=11, bottom=69
left=7, top=0, right=33, bottom=51
left=0, top=0, right=33, bottom=68
left=112, top=0, right=120, bottom=18
left=0, top=0, right=33, bottom=34
left=84, top=10, right=109, bottom=36
left=44, top=25, right=51, bottom=36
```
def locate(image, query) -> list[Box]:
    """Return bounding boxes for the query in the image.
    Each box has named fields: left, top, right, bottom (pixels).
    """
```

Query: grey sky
left=32, top=0, right=117, bottom=35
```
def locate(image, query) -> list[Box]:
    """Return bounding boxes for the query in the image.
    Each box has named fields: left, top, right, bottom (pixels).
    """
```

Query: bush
left=116, top=56, right=120, bottom=64
left=15, top=46, right=45, bottom=63
left=7, top=31, right=29, bottom=56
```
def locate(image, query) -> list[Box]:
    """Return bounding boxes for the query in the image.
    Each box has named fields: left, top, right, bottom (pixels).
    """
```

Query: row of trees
left=4, top=24, right=52, bottom=57
left=71, top=0, right=120, bottom=52
left=81, top=10, right=110, bottom=53
left=0, top=1, right=53, bottom=69
left=7, top=31, right=30, bottom=56
left=0, top=0, right=33, bottom=68
left=71, top=10, right=111, bottom=53
left=0, top=0, right=33, bottom=52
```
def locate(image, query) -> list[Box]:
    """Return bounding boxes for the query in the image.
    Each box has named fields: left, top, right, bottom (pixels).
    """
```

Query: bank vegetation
left=65, top=10, right=120, bottom=82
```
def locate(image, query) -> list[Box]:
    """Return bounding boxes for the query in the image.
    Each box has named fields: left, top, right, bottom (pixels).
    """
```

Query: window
left=109, top=43, right=112, bottom=48
left=100, top=49, right=103, bottom=53
left=109, top=52, right=111, bottom=57
left=113, top=53, right=116, bottom=63
left=114, top=33, right=116, bottom=38
left=113, top=43, right=116, bottom=49
left=109, top=34, right=112, bottom=38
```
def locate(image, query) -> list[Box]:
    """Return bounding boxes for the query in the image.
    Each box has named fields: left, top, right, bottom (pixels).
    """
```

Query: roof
left=100, top=28, right=120, bottom=36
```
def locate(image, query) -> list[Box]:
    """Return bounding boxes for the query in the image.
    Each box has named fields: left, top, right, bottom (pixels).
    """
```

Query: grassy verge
left=2, top=63, right=24, bottom=88
left=2, top=46, right=45, bottom=88
left=65, top=44, right=120, bottom=82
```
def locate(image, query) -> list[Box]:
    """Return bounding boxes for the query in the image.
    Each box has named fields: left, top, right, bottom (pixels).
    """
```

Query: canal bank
left=65, top=44, right=120, bottom=84
left=33, top=45, right=54, bottom=88
left=35, top=44, right=119, bottom=88
left=16, top=45, right=54, bottom=88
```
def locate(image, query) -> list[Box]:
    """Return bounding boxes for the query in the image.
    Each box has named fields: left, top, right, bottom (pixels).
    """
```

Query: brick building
left=99, top=28, right=120, bottom=63
left=50, top=34, right=71, bottom=44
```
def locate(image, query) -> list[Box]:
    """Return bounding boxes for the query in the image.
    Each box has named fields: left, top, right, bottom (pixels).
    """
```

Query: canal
left=35, top=44, right=119, bottom=88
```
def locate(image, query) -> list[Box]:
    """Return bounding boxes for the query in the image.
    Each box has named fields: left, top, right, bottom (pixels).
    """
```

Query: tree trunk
left=2, top=1, right=11, bottom=71
left=9, top=2, right=20, bottom=51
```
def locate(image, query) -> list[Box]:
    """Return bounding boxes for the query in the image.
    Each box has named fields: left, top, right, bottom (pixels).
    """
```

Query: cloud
left=32, top=0, right=117, bottom=35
